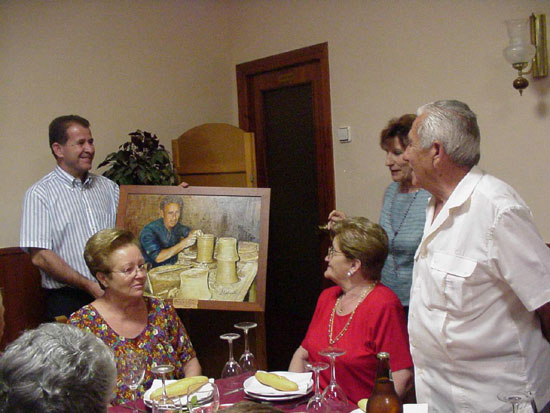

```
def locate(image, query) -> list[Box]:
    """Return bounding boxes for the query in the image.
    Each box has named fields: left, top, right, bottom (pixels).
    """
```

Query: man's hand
left=86, top=280, right=105, bottom=299
left=181, top=229, right=203, bottom=249
left=30, top=248, right=102, bottom=296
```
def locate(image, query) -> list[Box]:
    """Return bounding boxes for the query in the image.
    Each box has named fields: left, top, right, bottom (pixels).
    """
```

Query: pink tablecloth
left=108, top=372, right=356, bottom=412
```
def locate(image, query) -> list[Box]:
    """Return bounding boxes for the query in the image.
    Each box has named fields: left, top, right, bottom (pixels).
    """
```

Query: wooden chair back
left=172, top=123, right=257, bottom=187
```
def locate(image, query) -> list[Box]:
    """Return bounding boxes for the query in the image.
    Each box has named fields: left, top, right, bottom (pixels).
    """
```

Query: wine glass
left=306, top=361, right=329, bottom=412
left=220, top=333, right=242, bottom=378
left=187, top=381, right=220, bottom=413
left=151, top=364, right=175, bottom=403
left=118, top=350, right=146, bottom=413
left=234, top=321, right=258, bottom=372
left=498, top=391, right=533, bottom=413
left=319, top=347, right=348, bottom=412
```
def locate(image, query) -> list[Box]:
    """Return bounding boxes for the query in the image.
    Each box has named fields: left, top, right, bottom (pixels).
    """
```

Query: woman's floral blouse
left=69, top=296, right=196, bottom=405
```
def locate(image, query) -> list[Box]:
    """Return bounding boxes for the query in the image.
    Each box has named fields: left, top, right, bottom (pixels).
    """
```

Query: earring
left=346, top=270, right=353, bottom=277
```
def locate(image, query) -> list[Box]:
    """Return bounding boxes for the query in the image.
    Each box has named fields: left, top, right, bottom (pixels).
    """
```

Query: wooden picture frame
left=117, top=185, right=270, bottom=312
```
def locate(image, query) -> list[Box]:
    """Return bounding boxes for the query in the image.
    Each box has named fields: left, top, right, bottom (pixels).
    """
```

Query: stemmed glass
left=220, top=333, right=242, bottom=378
left=187, top=381, right=220, bottom=413
left=234, top=322, right=258, bottom=372
left=319, top=347, right=348, bottom=412
left=151, top=364, right=175, bottom=403
left=152, top=396, right=183, bottom=413
left=118, top=349, right=146, bottom=413
left=498, top=391, right=533, bottom=413
left=306, top=361, right=329, bottom=412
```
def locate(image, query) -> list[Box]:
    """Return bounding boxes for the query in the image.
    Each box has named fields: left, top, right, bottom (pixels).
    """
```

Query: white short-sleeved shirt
left=20, top=166, right=119, bottom=289
left=409, top=166, right=550, bottom=413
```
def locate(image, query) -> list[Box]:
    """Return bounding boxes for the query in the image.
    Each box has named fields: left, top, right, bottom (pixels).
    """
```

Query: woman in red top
left=288, top=217, right=413, bottom=404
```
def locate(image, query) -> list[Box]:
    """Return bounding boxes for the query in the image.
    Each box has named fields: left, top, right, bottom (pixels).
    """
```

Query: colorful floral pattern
left=69, top=297, right=196, bottom=405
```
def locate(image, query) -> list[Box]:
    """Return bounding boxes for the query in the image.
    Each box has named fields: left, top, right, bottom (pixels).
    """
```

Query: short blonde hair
left=330, top=217, right=388, bottom=280
left=84, top=228, right=140, bottom=280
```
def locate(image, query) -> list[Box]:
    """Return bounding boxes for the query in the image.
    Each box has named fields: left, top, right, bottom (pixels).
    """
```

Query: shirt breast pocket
left=431, top=252, right=477, bottom=313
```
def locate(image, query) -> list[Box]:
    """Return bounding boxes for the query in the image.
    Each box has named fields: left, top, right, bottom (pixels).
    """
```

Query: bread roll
left=149, top=376, right=208, bottom=400
left=254, top=371, right=298, bottom=392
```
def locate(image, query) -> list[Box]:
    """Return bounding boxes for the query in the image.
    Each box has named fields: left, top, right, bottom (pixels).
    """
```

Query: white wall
left=2, top=0, right=550, bottom=247
left=230, top=0, right=550, bottom=239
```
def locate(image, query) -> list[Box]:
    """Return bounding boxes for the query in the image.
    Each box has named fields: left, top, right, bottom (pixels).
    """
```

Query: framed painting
left=117, top=185, right=270, bottom=312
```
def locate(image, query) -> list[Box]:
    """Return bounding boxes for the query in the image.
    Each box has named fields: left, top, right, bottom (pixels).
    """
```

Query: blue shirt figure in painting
left=140, top=195, right=201, bottom=267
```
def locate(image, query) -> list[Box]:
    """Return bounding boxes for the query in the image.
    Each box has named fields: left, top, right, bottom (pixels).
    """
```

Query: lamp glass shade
left=503, top=18, right=536, bottom=64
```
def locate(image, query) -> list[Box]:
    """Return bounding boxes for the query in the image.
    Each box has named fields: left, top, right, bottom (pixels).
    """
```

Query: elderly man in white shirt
left=403, top=100, right=550, bottom=413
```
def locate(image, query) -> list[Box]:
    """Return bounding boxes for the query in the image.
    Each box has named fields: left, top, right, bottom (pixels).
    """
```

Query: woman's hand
left=327, top=210, right=347, bottom=230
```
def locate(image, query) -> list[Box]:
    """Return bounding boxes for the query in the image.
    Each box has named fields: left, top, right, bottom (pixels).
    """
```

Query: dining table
left=107, top=371, right=358, bottom=412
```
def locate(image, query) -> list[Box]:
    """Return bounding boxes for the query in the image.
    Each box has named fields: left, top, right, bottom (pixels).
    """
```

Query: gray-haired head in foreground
left=0, top=323, right=116, bottom=413
left=416, top=100, right=481, bottom=168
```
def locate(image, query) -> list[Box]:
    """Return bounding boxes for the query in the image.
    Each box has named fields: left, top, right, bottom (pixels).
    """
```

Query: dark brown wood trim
left=236, top=42, right=335, bottom=221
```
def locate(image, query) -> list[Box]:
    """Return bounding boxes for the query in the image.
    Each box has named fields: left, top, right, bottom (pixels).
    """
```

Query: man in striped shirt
left=20, top=115, right=119, bottom=320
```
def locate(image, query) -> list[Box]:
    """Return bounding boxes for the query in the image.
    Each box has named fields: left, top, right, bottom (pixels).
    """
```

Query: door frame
left=236, top=42, right=335, bottom=230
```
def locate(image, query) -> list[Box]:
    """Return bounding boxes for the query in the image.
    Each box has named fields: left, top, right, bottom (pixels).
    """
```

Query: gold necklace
left=328, top=282, right=377, bottom=345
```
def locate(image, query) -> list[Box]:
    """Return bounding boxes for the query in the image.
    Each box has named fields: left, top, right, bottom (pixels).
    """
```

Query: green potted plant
left=98, top=130, right=177, bottom=185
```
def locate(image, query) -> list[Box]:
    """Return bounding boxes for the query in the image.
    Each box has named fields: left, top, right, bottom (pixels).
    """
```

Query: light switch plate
left=338, top=126, right=351, bottom=143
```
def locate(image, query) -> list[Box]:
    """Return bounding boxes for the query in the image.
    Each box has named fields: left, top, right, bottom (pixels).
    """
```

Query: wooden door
left=236, top=43, right=335, bottom=370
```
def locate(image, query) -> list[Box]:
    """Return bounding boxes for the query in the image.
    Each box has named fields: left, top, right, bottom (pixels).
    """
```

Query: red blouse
left=301, top=284, right=412, bottom=404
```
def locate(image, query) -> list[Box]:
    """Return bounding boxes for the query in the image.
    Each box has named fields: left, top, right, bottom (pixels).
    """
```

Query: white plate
left=350, top=404, right=428, bottom=413
left=143, top=379, right=214, bottom=408
left=243, top=371, right=312, bottom=400
left=244, top=390, right=309, bottom=402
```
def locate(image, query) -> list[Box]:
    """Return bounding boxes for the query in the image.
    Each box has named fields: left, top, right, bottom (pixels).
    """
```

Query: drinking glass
left=234, top=321, right=258, bottom=372
left=319, top=347, right=348, bottom=412
left=498, top=391, right=533, bottom=413
left=306, top=361, right=329, bottom=412
left=118, top=350, right=146, bottom=413
left=152, top=396, right=183, bottom=413
left=151, top=364, right=175, bottom=403
left=220, top=333, right=242, bottom=378
left=187, top=381, right=220, bottom=413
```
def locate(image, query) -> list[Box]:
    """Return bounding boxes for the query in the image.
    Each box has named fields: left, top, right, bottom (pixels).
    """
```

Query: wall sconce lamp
left=503, top=14, right=548, bottom=95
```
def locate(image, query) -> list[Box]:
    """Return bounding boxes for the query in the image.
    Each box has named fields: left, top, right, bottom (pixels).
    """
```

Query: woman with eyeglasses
left=69, top=228, right=201, bottom=406
left=288, top=217, right=413, bottom=404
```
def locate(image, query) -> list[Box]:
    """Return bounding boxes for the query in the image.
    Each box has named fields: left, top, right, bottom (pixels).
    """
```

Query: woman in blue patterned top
left=329, top=114, right=430, bottom=316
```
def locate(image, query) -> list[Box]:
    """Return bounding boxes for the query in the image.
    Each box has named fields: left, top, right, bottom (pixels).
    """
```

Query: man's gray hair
left=160, top=195, right=184, bottom=211
left=416, top=100, right=481, bottom=168
left=0, top=323, right=116, bottom=413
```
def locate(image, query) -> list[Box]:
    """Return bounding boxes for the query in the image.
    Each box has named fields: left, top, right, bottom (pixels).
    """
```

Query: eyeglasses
left=111, top=262, right=151, bottom=277
left=327, top=246, right=346, bottom=258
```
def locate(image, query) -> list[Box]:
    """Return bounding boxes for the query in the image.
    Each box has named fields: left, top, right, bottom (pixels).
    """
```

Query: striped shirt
left=20, top=166, right=119, bottom=289
left=379, top=182, right=430, bottom=306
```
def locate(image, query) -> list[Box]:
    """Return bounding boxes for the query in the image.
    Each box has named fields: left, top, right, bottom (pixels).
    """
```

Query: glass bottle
left=366, top=352, right=403, bottom=413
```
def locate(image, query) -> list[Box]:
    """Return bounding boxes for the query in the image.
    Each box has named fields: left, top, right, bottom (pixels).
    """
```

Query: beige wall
left=2, top=0, right=550, bottom=248
left=229, top=0, right=550, bottom=238
left=0, top=0, right=235, bottom=247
